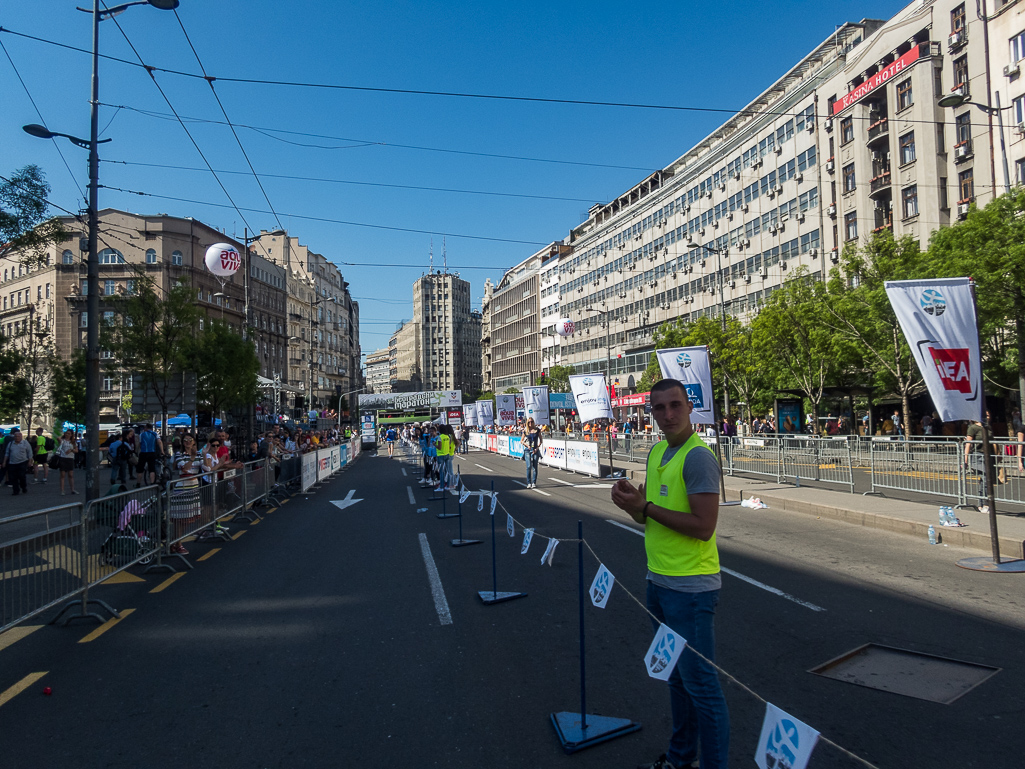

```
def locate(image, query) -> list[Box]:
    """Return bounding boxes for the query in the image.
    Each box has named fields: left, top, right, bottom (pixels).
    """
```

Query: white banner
left=497, top=435, right=510, bottom=456
left=330, top=445, right=341, bottom=471
left=655, top=346, right=716, bottom=425
left=520, top=528, right=534, bottom=554
left=565, top=440, right=600, bottom=476
left=301, top=452, right=317, bottom=492
left=316, top=448, right=332, bottom=482
left=884, top=278, right=983, bottom=423
left=540, top=439, right=567, bottom=470
left=644, top=623, right=686, bottom=681
left=495, top=394, right=517, bottom=426
left=755, top=703, right=820, bottom=769
left=521, top=386, right=550, bottom=427
left=475, top=400, right=495, bottom=427
left=569, top=374, right=613, bottom=423
left=589, top=564, right=614, bottom=609
left=463, top=404, right=478, bottom=427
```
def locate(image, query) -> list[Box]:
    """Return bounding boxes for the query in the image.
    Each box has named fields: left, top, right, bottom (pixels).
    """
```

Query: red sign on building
left=832, top=46, right=921, bottom=116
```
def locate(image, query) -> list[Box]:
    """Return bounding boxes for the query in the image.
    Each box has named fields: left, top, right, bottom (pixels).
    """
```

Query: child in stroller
left=99, top=495, right=160, bottom=566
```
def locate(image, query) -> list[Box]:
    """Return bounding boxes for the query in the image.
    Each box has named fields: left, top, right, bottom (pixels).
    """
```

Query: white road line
left=474, top=463, right=494, bottom=473
left=407, top=486, right=416, bottom=505
left=532, top=488, right=552, bottom=496
left=401, top=468, right=407, bottom=477
left=552, top=478, right=574, bottom=486
left=418, top=533, right=453, bottom=626
left=574, top=483, right=615, bottom=489
left=512, top=480, right=526, bottom=487
left=604, top=519, right=826, bottom=612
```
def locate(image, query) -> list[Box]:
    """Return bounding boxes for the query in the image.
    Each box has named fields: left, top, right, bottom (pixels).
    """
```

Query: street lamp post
left=937, top=91, right=1013, bottom=194
left=22, top=0, right=178, bottom=502
left=585, top=304, right=617, bottom=478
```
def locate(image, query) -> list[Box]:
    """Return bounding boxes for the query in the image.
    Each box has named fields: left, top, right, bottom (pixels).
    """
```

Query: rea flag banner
left=885, top=278, right=982, bottom=423
left=654, top=346, right=716, bottom=425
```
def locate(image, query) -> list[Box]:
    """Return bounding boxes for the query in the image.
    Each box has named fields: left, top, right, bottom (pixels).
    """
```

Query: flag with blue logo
left=644, top=623, right=687, bottom=680
left=569, top=374, right=613, bottom=423
left=475, top=399, right=495, bottom=426
left=589, top=564, right=615, bottom=608
left=755, top=703, right=820, bottom=769
left=654, top=346, right=716, bottom=425
left=521, top=386, right=550, bottom=426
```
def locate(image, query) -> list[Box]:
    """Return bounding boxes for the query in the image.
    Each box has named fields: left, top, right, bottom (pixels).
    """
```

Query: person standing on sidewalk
left=522, top=418, right=542, bottom=489
left=3, top=430, right=34, bottom=496
left=31, top=428, right=52, bottom=484
left=108, top=432, right=129, bottom=487
left=965, top=412, right=995, bottom=514
left=57, top=429, right=79, bottom=495
left=611, top=378, right=729, bottom=769
left=136, top=423, right=163, bottom=488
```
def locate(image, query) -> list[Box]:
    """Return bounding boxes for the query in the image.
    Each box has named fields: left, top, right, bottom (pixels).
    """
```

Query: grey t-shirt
left=646, top=439, right=722, bottom=593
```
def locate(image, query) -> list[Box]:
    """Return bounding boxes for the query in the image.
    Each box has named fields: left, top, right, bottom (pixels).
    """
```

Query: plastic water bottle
left=939, top=508, right=947, bottom=525
left=928, top=525, right=937, bottom=545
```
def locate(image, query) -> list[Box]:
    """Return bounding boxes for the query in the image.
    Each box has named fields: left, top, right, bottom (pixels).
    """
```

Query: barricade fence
left=2, top=451, right=356, bottom=635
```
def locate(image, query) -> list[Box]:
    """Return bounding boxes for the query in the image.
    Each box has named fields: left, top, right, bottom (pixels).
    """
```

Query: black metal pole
left=490, top=479, right=497, bottom=599
left=970, top=281, right=1001, bottom=564
left=577, top=519, right=587, bottom=729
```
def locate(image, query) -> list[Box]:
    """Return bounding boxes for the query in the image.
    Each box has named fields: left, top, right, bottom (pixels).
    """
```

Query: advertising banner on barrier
left=509, top=436, right=523, bottom=458
left=885, top=278, right=982, bottom=423
left=655, top=346, right=716, bottom=425
left=316, top=448, right=330, bottom=482
left=487, top=434, right=497, bottom=452
left=569, top=374, right=614, bottom=423
left=541, top=439, right=567, bottom=469
left=522, top=386, right=550, bottom=426
left=470, top=432, right=485, bottom=449
left=497, top=435, right=510, bottom=456
left=566, top=440, right=600, bottom=476
left=463, top=404, right=478, bottom=427
left=337, top=445, right=347, bottom=467
left=446, top=408, right=462, bottom=428
left=496, top=394, right=517, bottom=426
left=361, top=413, right=376, bottom=445
left=301, top=452, right=317, bottom=491
left=476, top=400, right=495, bottom=426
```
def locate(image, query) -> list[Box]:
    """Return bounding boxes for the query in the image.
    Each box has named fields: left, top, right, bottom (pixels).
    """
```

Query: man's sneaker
left=980, top=505, right=991, bottom=514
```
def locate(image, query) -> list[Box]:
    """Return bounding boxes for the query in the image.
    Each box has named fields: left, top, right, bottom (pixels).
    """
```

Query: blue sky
left=2, top=0, right=905, bottom=355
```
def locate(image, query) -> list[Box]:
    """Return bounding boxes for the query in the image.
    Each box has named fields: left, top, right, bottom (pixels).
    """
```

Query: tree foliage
left=0, top=332, right=30, bottom=422
left=192, top=320, right=260, bottom=417
left=0, top=165, right=69, bottom=266
left=50, top=348, right=87, bottom=429
left=540, top=364, right=573, bottom=393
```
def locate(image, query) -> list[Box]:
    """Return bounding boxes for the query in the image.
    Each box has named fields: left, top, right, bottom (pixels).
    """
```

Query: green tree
left=541, top=364, right=574, bottom=393
left=1, top=165, right=69, bottom=267
left=0, top=332, right=30, bottom=422
left=50, top=349, right=87, bottom=429
left=193, top=320, right=260, bottom=419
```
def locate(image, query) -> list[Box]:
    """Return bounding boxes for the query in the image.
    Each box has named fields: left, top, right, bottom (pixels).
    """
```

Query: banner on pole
left=475, top=400, right=495, bottom=427
left=522, top=386, right=550, bottom=426
left=655, top=346, right=716, bottom=425
left=569, top=374, right=614, bottom=423
left=884, top=278, right=983, bottom=423
left=463, top=404, right=478, bottom=426
left=589, top=564, right=615, bottom=608
left=644, top=623, right=686, bottom=681
left=755, top=703, right=820, bottom=769
left=496, top=394, right=517, bottom=426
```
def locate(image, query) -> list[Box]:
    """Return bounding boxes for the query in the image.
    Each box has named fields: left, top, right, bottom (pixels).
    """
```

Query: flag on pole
left=569, top=374, right=614, bottom=423
left=654, top=346, right=716, bottom=425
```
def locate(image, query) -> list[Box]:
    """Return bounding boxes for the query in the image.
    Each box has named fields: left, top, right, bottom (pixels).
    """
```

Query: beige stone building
left=388, top=320, right=421, bottom=392
left=411, top=272, right=481, bottom=394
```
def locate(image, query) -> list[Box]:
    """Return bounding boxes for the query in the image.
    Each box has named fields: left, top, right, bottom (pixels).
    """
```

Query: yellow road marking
left=0, top=625, right=42, bottom=653
left=100, top=571, right=146, bottom=585
left=197, top=548, right=220, bottom=562
left=0, top=672, right=48, bottom=708
left=265, top=507, right=277, bottom=514
left=250, top=518, right=261, bottom=526
left=150, top=573, right=186, bottom=594
left=78, top=608, right=136, bottom=643
left=279, top=498, right=290, bottom=505
left=231, top=530, right=247, bottom=541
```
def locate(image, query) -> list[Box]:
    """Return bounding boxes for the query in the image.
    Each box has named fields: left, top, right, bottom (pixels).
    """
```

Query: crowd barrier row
left=0, top=436, right=362, bottom=636
left=468, top=432, right=602, bottom=477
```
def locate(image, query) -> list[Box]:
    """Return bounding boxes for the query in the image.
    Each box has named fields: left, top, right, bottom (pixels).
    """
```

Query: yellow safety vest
left=644, top=432, right=720, bottom=577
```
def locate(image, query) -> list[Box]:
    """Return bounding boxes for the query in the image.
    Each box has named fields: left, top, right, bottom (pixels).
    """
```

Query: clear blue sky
left=1, top=0, right=905, bottom=356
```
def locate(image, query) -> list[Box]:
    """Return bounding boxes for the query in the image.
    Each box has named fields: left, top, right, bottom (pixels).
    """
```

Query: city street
left=1, top=446, right=1022, bottom=768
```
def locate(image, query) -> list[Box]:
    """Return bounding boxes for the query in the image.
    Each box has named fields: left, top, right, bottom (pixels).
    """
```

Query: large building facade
left=412, top=272, right=481, bottom=394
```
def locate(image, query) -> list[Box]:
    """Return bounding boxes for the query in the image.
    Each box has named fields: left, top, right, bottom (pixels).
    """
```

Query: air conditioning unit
left=806, top=121, right=815, bottom=132
left=809, top=248, right=818, bottom=257
left=708, top=286, right=716, bottom=295
left=635, top=234, right=643, bottom=241
left=768, top=224, right=778, bottom=234
left=775, top=145, right=783, bottom=155
left=737, top=240, right=745, bottom=251
left=824, top=118, right=833, bottom=131
left=828, top=203, right=837, bottom=217
left=1005, top=63, right=1020, bottom=78
left=705, top=190, right=713, bottom=198
left=661, top=219, right=668, bottom=227
left=741, top=204, right=749, bottom=213
left=768, top=188, right=776, bottom=199
left=729, top=280, right=736, bottom=289
left=733, top=171, right=741, bottom=180
left=700, top=259, right=707, bottom=268
left=754, top=158, right=763, bottom=168
left=699, top=228, right=706, bottom=236
left=759, top=269, right=768, bottom=279
left=779, top=260, right=787, bottom=270
left=826, top=160, right=835, bottom=173
left=1015, top=122, right=1025, bottom=135
left=954, top=143, right=970, bottom=158
left=727, top=212, right=734, bottom=221
left=948, top=31, right=963, bottom=47
left=712, top=220, right=720, bottom=229
left=957, top=202, right=971, bottom=217
left=829, top=249, right=840, bottom=264
left=796, top=212, right=805, bottom=223
left=774, top=185, right=783, bottom=195
left=618, top=292, right=626, bottom=299
left=719, top=183, right=726, bottom=192
left=687, top=296, right=694, bottom=304
left=742, top=237, right=751, bottom=247
left=796, top=173, right=804, bottom=183
left=744, top=274, right=751, bottom=283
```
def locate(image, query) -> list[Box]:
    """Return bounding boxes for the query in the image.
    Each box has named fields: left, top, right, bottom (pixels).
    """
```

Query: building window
left=103, top=310, right=114, bottom=326
left=103, top=279, right=115, bottom=296
left=952, top=3, right=966, bottom=33
left=62, top=250, right=74, bottom=265
left=146, top=248, right=157, bottom=264
left=1017, top=159, right=1025, bottom=184
left=1014, top=94, right=1025, bottom=126
left=842, top=163, right=856, bottom=193
left=844, top=211, right=858, bottom=241
left=98, top=248, right=123, bottom=264
left=896, top=79, right=913, bottom=110
left=102, top=376, right=114, bottom=392
left=902, top=185, right=919, bottom=218
left=955, top=112, right=971, bottom=145
left=953, top=56, right=969, bottom=88
left=899, top=131, right=916, bottom=165
left=126, top=280, right=135, bottom=295
left=958, top=169, right=974, bottom=202
left=80, top=312, right=88, bottom=328
left=840, top=116, right=854, bottom=144
left=172, top=250, right=183, bottom=266
left=1012, top=31, right=1025, bottom=63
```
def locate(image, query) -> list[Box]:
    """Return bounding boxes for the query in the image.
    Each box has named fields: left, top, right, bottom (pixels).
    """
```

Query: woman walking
left=58, top=429, right=79, bottom=495
left=522, top=418, right=543, bottom=489
left=170, top=435, right=203, bottom=555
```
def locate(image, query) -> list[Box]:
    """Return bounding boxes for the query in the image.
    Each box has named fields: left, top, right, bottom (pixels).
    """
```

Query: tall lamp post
left=22, top=0, right=179, bottom=502
left=937, top=91, right=1013, bottom=194
left=585, top=303, right=618, bottom=477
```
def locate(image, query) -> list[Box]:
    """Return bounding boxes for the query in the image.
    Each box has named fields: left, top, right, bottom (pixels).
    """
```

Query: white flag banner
left=463, top=404, right=478, bottom=427
left=655, top=346, right=716, bottom=425
left=541, top=538, right=558, bottom=566
left=755, top=703, right=820, bottom=769
left=459, top=488, right=471, bottom=505
left=884, top=278, right=983, bottom=423
left=475, top=400, right=495, bottom=427
left=644, top=623, right=687, bottom=681
left=521, top=528, right=534, bottom=554
left=569, top=374, right=614, bottom=423
left=589, top=564, right=615, bottom=608
left=521, top=386, right=550, bottom=427
left=478, top=492, right=484, bottom=512
left=453, top=471, right=461, bottom=489
left=506, top=513, right=515, bottom=537
left=490, top=492, right=498, bottom=516
left=495, top=394, right=517, bottom=426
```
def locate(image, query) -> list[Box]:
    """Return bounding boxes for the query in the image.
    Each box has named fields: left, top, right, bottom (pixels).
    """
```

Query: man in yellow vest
left=611, top=378, right=729, bottom=769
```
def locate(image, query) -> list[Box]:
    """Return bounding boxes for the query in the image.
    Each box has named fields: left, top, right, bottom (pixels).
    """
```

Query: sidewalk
left=0, top=467, right=148, bottom=519
left=611, top=458, right=1025, bottom=560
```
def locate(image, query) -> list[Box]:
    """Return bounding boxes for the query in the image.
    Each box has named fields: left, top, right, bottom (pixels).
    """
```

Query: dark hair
left=651, top=378, right=689, bottom=399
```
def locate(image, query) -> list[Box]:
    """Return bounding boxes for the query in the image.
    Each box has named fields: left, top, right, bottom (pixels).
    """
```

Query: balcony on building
left=868, top=159, right=892, bottom=199
left=866, top=110, right=889, bottom=148
left=872, top=207, right=893, bottom=233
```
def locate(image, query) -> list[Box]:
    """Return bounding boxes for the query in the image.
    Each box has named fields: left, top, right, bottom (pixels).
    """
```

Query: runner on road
left=385, top=426, right=397, bottom=458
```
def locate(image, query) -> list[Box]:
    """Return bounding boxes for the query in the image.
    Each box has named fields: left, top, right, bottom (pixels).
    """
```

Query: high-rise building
left=412, top=272, right=481, bottom=394
left=365, top=348, right=391, bottom=393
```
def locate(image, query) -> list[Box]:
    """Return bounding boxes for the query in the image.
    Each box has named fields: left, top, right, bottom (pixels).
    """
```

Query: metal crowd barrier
left=986, top=440, right=1025, bottom=508
left=867, top=439, right=965, bottom=503
left=723, top=437, right=782, bottom=482
left=779, top=436, right=855, bottom=491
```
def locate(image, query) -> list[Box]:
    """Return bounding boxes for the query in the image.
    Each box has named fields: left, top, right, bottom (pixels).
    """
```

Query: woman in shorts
left=58, top=430, right=79, bottom=495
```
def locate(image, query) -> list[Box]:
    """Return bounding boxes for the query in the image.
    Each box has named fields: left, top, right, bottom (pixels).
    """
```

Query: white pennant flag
left=569, top=374, right=614, bottom=423
left=453, top=471, right=461, bottom=489
left=490, top=492, right=498, bottom=516
left=478, top=493, right=484, bottom=512
left=459, top=488, right=471, bottom=505
left=520, top=528, right=534, bottom=554
left=654, top=346, right=716, bottom=425
left=589, top=564, right=615, bottom=609
left=506, top=513, right=515, bottom=537
left=644, top=623, right=686, bottom=681
left=541, top=538, right=558, bottom=566
left=755, top=703, right=820, bottom=769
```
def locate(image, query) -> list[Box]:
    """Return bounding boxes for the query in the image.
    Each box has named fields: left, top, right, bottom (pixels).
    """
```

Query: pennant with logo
left=477, top=492, right=484, bottom=512
left=654, top=346, right=716, bottom=425
left=521, top=528, right=534, bottom=554
left=459, top=488, right=471, bottom=505
left=541, top=538, right=558, bottom=566
left=569, top=374, right=614, bottom=423
left=495, top=394, right=517, bottom=426
left=490, top=491, right=498, bottom=516
left=475, top=400, right=495, bottom=427
left=506, top=513, right=515, bottom=537
left=884, top=278, right=982, bottom=423
left=644, top=623, right=686, bottom=681
left=754, top=703, right=820, bottom=769
left=521, top=385, right=550, bottom=427
left=462, top=403, right=478, bottom=427
left=589, top=564, right=615, bottom=608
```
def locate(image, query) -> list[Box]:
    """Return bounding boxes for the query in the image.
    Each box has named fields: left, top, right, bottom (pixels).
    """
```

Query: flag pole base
left=549, top=711, right=641, bottom=754
left=437, top=513, right=460, bottom=519
left=956, top=556, right=1025, bottom=572
left=477, top=590, right=527, bottom=605
left=451, top=538, right=481, bottom=547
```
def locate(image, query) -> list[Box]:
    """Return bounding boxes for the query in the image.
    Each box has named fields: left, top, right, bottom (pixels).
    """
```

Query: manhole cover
left=810, top=643, right=999, bottom=704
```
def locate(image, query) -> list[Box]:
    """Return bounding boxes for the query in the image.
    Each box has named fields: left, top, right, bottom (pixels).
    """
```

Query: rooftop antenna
left=429, top=237, right=434, bottom=275
left=443, top=237, right=447, bottom=274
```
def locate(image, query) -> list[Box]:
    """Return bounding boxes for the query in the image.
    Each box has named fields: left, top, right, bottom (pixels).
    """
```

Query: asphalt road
left=1, top=445, right=1022, bottom=768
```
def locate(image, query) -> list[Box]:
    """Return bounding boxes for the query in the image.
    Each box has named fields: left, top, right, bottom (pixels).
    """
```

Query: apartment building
left=389, top=320, right=421, bottom=392
left=412, top=271, right=481, bottom=393
left=365, top=347, right=391, bottom=393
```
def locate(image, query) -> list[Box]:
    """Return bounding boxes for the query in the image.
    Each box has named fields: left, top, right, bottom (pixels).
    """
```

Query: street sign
left=130, top=372, right=197, bottom=416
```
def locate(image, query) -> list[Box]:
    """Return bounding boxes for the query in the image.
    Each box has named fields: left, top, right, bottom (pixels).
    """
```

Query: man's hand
left=611, top=479, right=647, bottom=524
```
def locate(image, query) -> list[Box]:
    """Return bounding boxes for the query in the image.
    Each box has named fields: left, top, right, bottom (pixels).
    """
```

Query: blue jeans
left=525, top=450, right=539, bottom=485
left=646, top=582, right=730, bottom=769
left=109, top=458, right=128, bottom=484
left=438, top=456, right=453, bottom=488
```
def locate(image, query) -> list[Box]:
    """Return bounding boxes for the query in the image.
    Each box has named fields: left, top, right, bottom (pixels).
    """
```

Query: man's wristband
left=642, top=501, right=652, bottom=519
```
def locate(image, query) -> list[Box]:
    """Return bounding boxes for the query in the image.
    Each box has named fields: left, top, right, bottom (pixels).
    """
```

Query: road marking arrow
left=331, top=489, right=364, bottom=510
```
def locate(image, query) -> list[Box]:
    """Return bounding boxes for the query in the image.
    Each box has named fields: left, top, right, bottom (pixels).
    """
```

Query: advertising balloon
left=555, top=318, right=575, bottom=337
left=204, top=243, right=241, bottom=278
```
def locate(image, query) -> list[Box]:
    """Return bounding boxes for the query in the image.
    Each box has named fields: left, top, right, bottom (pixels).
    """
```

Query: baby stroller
left=99, top=496, right=159, bottom=566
